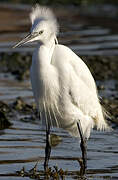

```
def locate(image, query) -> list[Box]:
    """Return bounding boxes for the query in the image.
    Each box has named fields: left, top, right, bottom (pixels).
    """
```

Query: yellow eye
left=39, top=30, right=44, bottom=35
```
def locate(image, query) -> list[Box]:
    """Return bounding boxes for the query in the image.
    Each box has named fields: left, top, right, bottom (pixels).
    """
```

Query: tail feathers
left=95, top=105, right=111, bottom=131
left=96, top=120, right=110, bottom=131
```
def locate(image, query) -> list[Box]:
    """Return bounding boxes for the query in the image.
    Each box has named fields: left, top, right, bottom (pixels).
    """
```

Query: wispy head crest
left=30, top=4, right=59, bottom=35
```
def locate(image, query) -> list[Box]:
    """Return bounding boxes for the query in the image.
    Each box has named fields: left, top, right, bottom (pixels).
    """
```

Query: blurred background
left=0, top=0, right=118, bottom=180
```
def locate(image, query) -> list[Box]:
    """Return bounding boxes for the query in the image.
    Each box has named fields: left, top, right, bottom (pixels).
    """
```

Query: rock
left=0, top=111, right=12, bottom=130
left=50, top=134, right=62, bottom=147
left=12, top=97, right=33, bottom=113
left=0, top=101, right=12, bottom=129
left=0, top=52, right=32, bottom=80
left=0, top=101, right=11, bottom=113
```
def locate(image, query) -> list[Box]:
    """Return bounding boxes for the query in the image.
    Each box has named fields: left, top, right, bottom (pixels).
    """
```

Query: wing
left=52, top=44, right=103, bottom=120
left=53, top=44, right=97, bottom=93
left=52, top=44, right=108, bottom=133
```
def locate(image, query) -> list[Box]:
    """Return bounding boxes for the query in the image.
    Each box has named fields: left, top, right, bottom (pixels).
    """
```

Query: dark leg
left=77, top=121, right=87, bottom=175
left=44, top=124, right=51, bottom=171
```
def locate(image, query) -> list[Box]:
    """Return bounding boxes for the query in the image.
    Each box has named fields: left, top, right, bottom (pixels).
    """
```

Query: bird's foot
left=44, top=161, right=48, bottom=172
left=78, top=158, right=87, bottom=176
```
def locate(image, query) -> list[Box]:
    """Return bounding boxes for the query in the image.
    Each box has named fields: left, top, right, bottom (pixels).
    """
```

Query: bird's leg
left=77, top=121, right=87, bottom=175
left=44, top=123, right=51, bottom=171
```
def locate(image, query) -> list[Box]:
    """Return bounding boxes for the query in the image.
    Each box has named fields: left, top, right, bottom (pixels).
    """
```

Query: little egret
left=13, top=5, right=109, bottom=174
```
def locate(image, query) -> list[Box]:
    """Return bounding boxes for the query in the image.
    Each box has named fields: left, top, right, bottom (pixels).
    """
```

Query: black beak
left=13, top=33, right=38, bottom=48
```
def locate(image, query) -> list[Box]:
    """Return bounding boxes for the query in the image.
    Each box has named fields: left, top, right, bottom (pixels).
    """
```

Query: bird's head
left=13, top=5, right=58, bottom=48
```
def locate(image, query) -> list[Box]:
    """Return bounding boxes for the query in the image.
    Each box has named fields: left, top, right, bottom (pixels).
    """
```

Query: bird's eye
left=39, top=30, right=44, bottom=35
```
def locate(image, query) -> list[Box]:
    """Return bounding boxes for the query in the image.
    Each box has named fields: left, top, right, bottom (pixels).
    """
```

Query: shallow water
left=0, top=115, right=118, bottom=179
left=3, top=26, right=118, bottom=56
left=0, top=3, right=118, bottom=180
left=1, top=5, right=118, bottom=56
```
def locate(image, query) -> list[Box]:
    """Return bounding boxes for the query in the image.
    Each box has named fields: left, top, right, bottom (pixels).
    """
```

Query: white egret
left=13, top=4, right=109, bottom=174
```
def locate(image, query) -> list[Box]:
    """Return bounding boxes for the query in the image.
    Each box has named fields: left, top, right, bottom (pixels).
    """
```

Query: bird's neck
left=37, top=36, right=56, bottom=66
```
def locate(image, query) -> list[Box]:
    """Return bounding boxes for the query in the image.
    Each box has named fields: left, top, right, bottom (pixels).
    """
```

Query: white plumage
left=30, top=5, right=58, bottom=37
left=16, top=5, right=109, bottom=139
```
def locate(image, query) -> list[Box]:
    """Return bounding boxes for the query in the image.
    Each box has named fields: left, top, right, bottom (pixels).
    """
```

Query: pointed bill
left=12, top=33, right=38, bottom=48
